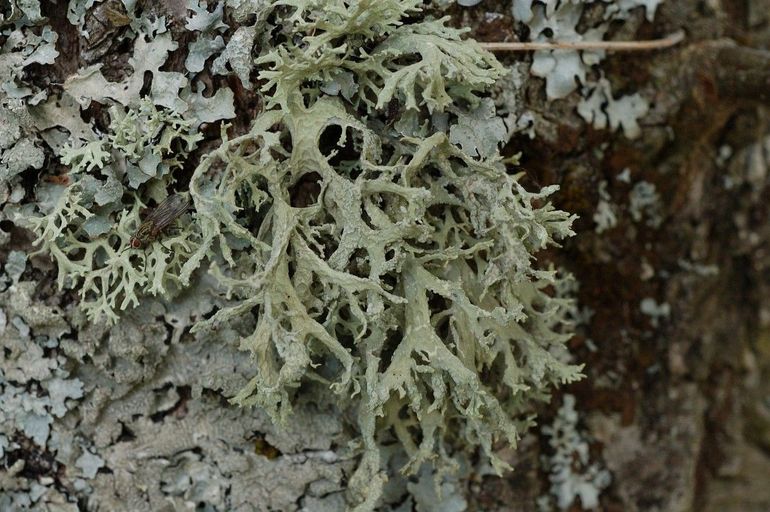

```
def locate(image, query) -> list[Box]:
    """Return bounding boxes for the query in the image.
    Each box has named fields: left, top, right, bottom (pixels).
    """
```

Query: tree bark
left=456, top=1, right=770, bottom=510
left=2, top=1, right=769, bottom=511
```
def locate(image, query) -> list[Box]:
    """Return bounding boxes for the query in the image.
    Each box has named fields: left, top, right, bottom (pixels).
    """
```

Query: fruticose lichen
left=182, top=2, right=582, bottom=507
left=3, top=0, right=584, bottom=509
left=22, top=98, right=204, bottom=323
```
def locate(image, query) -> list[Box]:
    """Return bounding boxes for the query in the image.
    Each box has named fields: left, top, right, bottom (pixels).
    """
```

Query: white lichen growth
left=578, top=78, right=650, bottom=139
left=540, top=394, right=611, bottom=511
left=628, top=180, right=663, bottom=228
left=453, top=2, right=665, bottom=139
left=639, top=297, right=670, bottom=327
left=593, top=180, right=618, bottom=233
left=4, top=250, right=27, bottom=283
left=677, top=259, right=719, bottom=277
left=0, top=281, right=84, bottom=499
left=512, top=0, right=662, bottom=99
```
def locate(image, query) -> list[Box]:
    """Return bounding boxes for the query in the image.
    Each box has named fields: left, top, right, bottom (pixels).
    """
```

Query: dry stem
left=479, top=31, right=685, bottom=52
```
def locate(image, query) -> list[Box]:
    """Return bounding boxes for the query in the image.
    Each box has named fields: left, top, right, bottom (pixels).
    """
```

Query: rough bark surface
left=453, top=1, right=770, bottom=510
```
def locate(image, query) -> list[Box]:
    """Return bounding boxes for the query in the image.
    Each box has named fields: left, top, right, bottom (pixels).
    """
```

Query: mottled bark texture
left=453, top=1, right=770, bottom=510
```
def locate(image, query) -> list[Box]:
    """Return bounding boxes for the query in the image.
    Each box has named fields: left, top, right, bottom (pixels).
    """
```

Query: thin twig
left=479, top=30, right=685, bottom=52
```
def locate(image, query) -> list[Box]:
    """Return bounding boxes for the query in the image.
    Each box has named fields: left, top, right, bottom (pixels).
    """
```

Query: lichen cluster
left=25, top=99, right=203, bottom=322
left=183, top=1, right=582, bottom=507
left=3, top=0, right=583, bottom=509
left=489, top=0, right=664, bottom=141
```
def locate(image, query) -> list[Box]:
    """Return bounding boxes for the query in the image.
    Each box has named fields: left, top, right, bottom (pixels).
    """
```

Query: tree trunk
left=456, top=1, right=770, bottom=510
left=1, top=1, right=769, bottom=511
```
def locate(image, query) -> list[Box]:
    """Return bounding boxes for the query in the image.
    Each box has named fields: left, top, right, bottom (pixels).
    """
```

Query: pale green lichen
left=176, top=2, right=582, bottom=508
left=15, top=1, right=584, bottom=509
left=257, top=1, right=502, bottom=114
left=24, top=100, right=203, bottom=323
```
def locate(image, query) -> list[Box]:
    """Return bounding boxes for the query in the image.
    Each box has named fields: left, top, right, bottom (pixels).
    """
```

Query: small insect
left=129, top=193, right=190, bottom=249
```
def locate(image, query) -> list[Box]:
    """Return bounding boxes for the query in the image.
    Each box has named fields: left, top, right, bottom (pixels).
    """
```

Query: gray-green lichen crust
left=2, top=0, right=583, bottom=509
